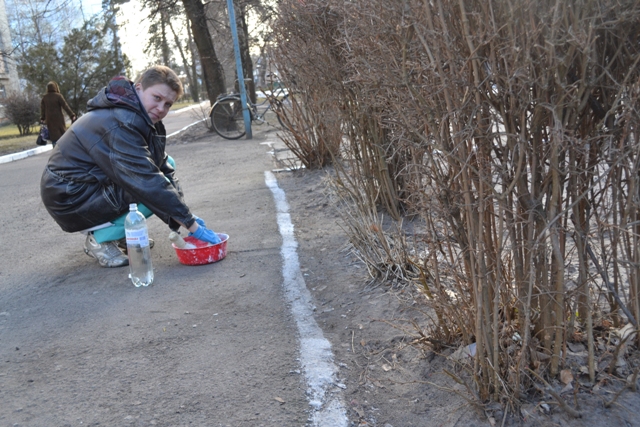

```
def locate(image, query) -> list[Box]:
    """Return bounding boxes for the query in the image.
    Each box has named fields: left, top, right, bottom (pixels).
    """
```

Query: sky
left=82, top=0, right=150, bottom=76
left=80, top=0, right=102, bottom=15
left=116, top=0, right=151, bottom=76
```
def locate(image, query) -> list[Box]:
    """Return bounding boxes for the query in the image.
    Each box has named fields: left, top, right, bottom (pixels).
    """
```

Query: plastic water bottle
left=125, top=204, right=154, bottom=287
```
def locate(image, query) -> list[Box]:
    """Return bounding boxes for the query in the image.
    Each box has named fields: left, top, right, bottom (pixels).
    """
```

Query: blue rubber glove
left=193, top=215, right=206, bottom=227
left=190, top=224, right=222, bottom=245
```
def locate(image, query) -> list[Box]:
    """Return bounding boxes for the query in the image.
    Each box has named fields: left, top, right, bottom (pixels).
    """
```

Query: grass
left=0, top=101, right=204, bottom=157
left=0, top=124, right=42, bottom=156
left=0, top=123, right=26, bottom=138
left=0, top=134, right=42, bottom=156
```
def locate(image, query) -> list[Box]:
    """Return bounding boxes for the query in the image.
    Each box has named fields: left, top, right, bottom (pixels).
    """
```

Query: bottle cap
left=129, top=203, right=137, bottom=211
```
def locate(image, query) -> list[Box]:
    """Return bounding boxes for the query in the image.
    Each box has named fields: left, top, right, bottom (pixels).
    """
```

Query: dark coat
left=40, top=77, right=195, bottom=233
left=40, top=82, right=75, bottom=142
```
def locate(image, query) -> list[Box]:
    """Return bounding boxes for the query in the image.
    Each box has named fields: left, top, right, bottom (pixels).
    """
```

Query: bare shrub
left=274, top=0, right=640, bottom=408
left=271, top=2, right=344, bottom=169
left=1, top=92, right=40, bottom=135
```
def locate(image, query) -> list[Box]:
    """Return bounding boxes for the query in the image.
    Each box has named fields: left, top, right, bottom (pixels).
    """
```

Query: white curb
left=0, top=144, right=53, bottom=164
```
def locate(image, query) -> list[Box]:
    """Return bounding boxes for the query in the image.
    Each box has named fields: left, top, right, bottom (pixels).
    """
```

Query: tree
left=1, top=92, right=40, bottom=135
left=185, top=19, right=200, bottom=101
left=7, top=0, right=80, bottom=54
left=141, top=0, right=201, bottom=101
left=232, top=1, right=255, bottom=102
left=216, top=0, right=278, bottom=99
left=58, top=17, right=130, bottom=114
left=18, top=15, right=130, bottom=114
left=102, top=0, right=130, bottom=76
left=146, top=10, right=173, bottom=66
left=181, top=0, right=226, bottom=103
left=169, top=18, right=199, bottom=101
left=17, top=42, right=61, bottom=91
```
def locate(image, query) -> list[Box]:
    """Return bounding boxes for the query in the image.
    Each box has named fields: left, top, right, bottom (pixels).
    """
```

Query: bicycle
left=209, top=84, right=292, bottom=140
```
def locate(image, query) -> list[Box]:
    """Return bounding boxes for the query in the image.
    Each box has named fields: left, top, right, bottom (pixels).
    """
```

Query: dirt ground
left=275, top=164, right=640, bottom=427
left=210, top=120, right=640, bottom=426
left=274, top=167, right=482, bottom=427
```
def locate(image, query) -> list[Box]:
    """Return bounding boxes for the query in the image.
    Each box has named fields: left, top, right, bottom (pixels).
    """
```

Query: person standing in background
left=41, top=81, right=76, bottom=148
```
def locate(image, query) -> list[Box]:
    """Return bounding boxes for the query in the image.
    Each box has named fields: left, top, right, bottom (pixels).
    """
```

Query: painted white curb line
left=264, top=171, right=348, bottom=427
left=166, top=118, right=207, bottom=138
left=168, top=100, right=209, bottom=115
left=0, top=144, right=53, bottom=164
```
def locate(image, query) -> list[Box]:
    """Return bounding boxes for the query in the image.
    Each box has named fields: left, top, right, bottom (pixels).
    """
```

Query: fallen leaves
left=560, top=369, right=574, bottom=385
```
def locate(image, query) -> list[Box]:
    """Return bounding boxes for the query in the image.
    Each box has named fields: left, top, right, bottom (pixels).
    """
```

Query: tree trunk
left=236, top=2, right=255, bottom=103
left=168, top=19, right=198, bottom=102
left=161, top=11, right=171, bottom=66
left=186, top=19, right=200, bottom=102
left=181, top=0, right=226, bottom=104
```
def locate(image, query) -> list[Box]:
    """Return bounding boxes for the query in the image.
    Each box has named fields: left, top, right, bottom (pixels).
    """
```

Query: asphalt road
left=164, top=102, right=210, bottom=136
left=0, top=115, right=340, bottom=426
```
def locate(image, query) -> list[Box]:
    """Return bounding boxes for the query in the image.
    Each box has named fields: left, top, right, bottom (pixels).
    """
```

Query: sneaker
left=116, top=237, right=154, bottom=254
left=84, top=234, right=129, bottom=268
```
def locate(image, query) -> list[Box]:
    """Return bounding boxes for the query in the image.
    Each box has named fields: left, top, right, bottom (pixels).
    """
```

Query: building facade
left=0, top=0, right=20, bottom=98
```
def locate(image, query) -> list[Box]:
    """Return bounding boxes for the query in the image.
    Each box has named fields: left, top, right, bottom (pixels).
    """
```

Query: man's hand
left=190, top=224, right=222, bottom=245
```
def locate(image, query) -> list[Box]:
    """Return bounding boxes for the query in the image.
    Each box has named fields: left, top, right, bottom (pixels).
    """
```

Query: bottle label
left=125, top=229, right=150, bottom=248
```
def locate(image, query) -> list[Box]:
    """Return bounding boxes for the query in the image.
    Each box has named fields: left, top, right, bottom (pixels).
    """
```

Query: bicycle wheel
left=211, top=97, right=246, bottom=139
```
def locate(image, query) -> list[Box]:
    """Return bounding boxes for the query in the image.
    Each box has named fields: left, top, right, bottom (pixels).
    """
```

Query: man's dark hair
left=135, top=65, right=183, bottom=98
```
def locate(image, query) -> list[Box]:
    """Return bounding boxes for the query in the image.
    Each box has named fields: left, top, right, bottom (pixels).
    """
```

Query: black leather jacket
left=40, top=77, right=195, bottom=233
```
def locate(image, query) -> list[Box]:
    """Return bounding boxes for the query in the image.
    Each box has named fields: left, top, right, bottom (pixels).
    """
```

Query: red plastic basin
left=172, top=234, right=229, bottom=266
